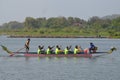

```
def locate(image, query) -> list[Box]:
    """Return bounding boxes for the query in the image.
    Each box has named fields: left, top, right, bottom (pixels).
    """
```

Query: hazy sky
left=0, top=0, right=120, bottom=25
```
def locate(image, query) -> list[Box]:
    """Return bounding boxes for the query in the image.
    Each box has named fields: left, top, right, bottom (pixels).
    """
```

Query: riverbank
left=8, top=35, right=107, bottom=38
left=0, top=30, right=119, bottom=38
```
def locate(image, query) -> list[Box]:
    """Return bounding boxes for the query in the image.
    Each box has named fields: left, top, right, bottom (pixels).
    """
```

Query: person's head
left=90, top=42, right=93, bottom=45
left=58, top=47, right=60, bottom=50
left=48, top=46, right=50, bottom=48
left=75, top=45, right=78, bottom=48
left=66, top=46, right=69, bottom=49
left=56, top=45, right=59, bottom=48
left=28, top=38, right=30, bottom=41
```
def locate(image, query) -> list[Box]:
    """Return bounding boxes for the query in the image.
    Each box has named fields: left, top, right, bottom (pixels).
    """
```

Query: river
left=0, top=36, right=120, bottom=80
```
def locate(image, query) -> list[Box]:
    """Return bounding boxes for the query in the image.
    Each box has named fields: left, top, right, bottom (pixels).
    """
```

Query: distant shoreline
left=7, top=35, right=108, bottom=38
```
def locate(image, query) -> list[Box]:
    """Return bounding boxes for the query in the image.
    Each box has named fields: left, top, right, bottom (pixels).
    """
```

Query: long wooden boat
left=1, top=45, right=117, bottom=58
left=10, top=51, right=115, bottom=57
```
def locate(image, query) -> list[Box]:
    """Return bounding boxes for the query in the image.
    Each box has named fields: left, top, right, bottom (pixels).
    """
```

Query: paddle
left=15, top=47, right=25, bottom=53
left=9, top=47, right=25, bottom=56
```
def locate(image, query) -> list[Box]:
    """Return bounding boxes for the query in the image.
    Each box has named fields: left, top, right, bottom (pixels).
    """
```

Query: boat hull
left=10, top=50, right=112, bottom=57
left=11, top=52, right=92, bottom=58
left=25, top=54, right=92, bottom=57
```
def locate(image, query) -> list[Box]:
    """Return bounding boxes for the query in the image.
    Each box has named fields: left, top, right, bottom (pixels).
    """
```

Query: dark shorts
left=25, top=45, right=29, bottom=50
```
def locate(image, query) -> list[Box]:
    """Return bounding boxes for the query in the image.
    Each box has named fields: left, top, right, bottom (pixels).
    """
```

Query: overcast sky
left=0, top=0, right=120, bottom=25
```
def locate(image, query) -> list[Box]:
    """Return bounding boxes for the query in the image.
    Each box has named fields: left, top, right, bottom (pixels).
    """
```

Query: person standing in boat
left=89, top=42, right=97, bottom=53
left=25, top=38, right=30, bottom=53
left=37, top=45, right=44, bottom=54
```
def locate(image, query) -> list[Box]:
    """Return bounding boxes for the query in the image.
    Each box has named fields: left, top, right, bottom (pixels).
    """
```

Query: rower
left=74, top=45, right=83, bottom=54
left=64, top=46, right=72, bottom=54
left=89, top=42, right=97, bottom=53
left=74, top=45, right=79, bottom=54
left=55, top=45, right=63, bottom=54
left=25, top=38, right=30, bottom=53
left=78, top=46, right=84, bottom=54
left=37, top=45, right=44, bottom=54
left=47, top=46, right=54, bottom=54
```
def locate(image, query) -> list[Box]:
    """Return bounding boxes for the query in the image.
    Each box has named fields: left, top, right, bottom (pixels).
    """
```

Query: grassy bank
left=0, top=28, right=120, bottom=38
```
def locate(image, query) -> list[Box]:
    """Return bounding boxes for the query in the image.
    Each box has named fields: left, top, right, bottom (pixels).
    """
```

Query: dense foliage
left=0, top=16, right=120, bottom=38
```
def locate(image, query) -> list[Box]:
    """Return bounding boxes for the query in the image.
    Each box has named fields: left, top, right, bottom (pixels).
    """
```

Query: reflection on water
left=28, top=56, right=87, bottom=62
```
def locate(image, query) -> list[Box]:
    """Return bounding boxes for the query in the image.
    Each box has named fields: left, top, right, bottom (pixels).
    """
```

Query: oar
left=9, top=47, right=25, bottom=56
left=15, top=47, right=25, bottom=53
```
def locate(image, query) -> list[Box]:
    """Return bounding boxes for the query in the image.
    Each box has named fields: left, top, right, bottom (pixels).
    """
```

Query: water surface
left=0, top=36, right=120, bottom=80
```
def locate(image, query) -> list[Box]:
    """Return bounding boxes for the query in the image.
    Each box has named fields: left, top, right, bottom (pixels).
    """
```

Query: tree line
left=0, top=16, right=120, bottom=38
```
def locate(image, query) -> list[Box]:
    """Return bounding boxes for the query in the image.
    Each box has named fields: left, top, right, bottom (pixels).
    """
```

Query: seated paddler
left=74, top=45, right=84, bottom=54
left=37, top=45, right=44, bottom=54
left=55, top=45, right=63, bottom=54
left=47, top=46, right=54, bottom=54
left=64, top=46, right=72, bottom=54
left=89, top=42, right=97, bottom=53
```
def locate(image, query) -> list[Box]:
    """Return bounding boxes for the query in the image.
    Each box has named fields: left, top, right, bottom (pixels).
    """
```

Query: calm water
left=0, top=36, right=120, bottom=80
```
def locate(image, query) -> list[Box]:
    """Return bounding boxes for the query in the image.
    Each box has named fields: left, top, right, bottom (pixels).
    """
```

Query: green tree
left=36, top=17, right=46, bottom=28
left=1, top=21, right=23, bottom=29
left=111, top=17, right=120, bottom=31
left=24, top=17, right=38, bottom=29
left=67, top=17, right=74, bottom=25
